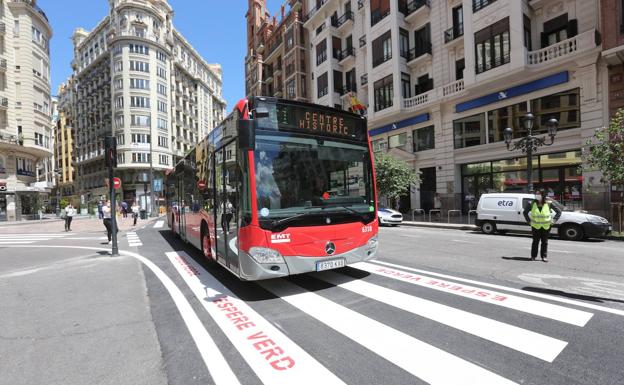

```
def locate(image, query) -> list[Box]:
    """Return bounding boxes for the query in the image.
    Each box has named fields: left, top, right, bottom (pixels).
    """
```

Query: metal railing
left=428, top=209, right=441, bottom=222
left=447, top=210, right=462, bottom=223
left=332, top=11, right=354, bottom=29
left=402, top=0, right=430, bottom=17
left=371, top=8, right=390, bottom=26
left=407, top=43, right=432, bottom=61
left=412, top=209, right=425, bottom=221
left=473, top=0, right=497, bottom=12
left=303, top=0, right=328, bottom=22
left=444, top=23, right=464, bottom=43
left=337, top=46, right=355, bottom=61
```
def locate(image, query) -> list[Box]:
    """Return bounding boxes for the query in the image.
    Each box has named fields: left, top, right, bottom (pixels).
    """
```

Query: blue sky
left=41, top=0, right=285, bottom=112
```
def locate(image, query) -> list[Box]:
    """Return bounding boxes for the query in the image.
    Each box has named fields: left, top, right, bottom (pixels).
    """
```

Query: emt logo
left=271, top=233, right=291, bottom=243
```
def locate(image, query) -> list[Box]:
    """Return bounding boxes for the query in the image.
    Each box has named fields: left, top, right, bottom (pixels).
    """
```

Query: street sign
left=197, top=180, right=206, bottom=190
left=113, top=177, right=122, bottom=189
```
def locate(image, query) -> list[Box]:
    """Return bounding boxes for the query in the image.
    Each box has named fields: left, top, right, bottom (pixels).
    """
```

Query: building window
left=371, top=0, right=390, bottom=26
left=453, top=113, right=487, bottom=149
left=388, top=132, right=407, bottom=148
left=116, top=133, right=125, bottom=145
left=157, top=67, right=167, bottom=78
left=399, top=28, right=409, bottom=58
left=286, top=79, right=296, bottom=99
left=130, top=60, right=149, bottom=72
left=301, top=75, right=307, bottom=98
left=316, top=39, right=327, bottom=65
left=523, top=14, right=532, bottom=50
left=345, top=68, right=356, bottom=92
left=487, top=101, right=528, bottom=143
left=130, top=114, right=150, bottom=127
left=372, top=30, right=392, bottom=67
left=401, top=72, right=411, bottom=99
left=531, top=88, right=580, bottom=134
left=413, top=125, right=435, bottom=152
left=131, top=133, right=150, bottom=143
left=158, top=136, right=168, bottom=148
left=114, top=78, right=123, bottom=90
left=132, top=153, right=151, bottom=163
left=372, top=139, right=387, bottom=152
left=129, top=43, right=149, bottom=55
left=541, top=14, right=576, bottom=48
left=157, top=100, right=167, bottom=113
left=156, top=51, right=167, bottom=62
left=333, top=70, right=343, bottom=94
left=475, top=17, right=510, bottom=74
left=159, top=154, right=169, bottom=165
left=115, top=96, right=124, bottom=108
left=117, top=153, right=125, bottom=164
left=130, top=78, right=150, bottom=90
left=317, top=72, right=328, bottom=98
left=130, top=96, right=150, bottom=108
left=473, top=0, right=497, bottom=12
left=414, top=74, right=433, bottom=95
left=413, top=24, right=431, bottom=58
left=115, top=61, right=123, bottom=72
left=157, top=83, right=167, bottom=96
left=455, top=58, right=465, bottom=80
left=373, top=74, right=393, bottom=111
left=115, top=114, right=124, bottom=128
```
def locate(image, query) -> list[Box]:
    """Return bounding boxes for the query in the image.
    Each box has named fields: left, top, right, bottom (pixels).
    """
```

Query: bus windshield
left=254, top=134, right=375, bottom=230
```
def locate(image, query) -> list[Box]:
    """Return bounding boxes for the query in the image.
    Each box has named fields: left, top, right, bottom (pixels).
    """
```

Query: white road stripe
left=367, top=260, right=624, bottom=318
left=258, top=279, right=517, bottom=385
left=452, top=239, right=479, bottom=244
left=128, top=243, right=143, bottom=247
left=317, top=271, right=567, bottom=362
left=0, top=241, right=36, bottom=244
left=167, top=251, right=346, bottom=385
left=7, top=245, right=241, bottom=385
left=154, top=220, right=164, bottom=228
left=354, top=262, right=593, bottom=327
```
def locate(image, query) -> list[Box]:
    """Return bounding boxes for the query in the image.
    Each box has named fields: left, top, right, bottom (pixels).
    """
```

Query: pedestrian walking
left=121, top=201, right=129, bottom=218
left=102, top=200, right=117, bottom=244
left=131, top=201, right=140, bottom=226
left=64, top=203, right=75, bottom=231
left=523, top=188, right=562, bottom=262
left=97, top=200, right=103, bottom=219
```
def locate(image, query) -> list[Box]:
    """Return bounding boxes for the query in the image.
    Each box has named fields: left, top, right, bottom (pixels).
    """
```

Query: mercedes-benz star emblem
left=325, top=242, right=336, bottom=255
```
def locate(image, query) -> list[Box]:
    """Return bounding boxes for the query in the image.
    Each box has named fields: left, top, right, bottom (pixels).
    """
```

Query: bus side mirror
left=238, top=119, right=255, bottom=151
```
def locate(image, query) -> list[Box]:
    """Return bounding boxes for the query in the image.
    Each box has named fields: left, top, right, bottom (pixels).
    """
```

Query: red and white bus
left=166, top=97, right=378, bottom=280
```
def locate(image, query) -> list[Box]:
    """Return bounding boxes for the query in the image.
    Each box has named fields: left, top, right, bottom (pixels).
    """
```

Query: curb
left=400, top=221, right=478, bottom=231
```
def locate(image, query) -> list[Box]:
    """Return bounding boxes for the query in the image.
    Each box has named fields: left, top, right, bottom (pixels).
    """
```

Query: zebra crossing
left=0, top=233, right=70, bottom=244
left=126, top=232, right=143, bottom=247
left=163, top=251, right=608, bottom=385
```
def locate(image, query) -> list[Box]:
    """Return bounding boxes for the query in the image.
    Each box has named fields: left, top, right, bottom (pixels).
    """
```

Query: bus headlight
left=367, top=236, right=378, bottom=250
left=249, top=247, right=285, bottom=264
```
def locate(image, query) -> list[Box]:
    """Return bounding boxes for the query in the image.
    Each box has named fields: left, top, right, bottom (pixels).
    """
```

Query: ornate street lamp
left=503, top=113, right=559, bottom=193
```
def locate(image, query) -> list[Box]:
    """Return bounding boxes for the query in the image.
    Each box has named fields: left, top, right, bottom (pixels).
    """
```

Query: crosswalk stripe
left=0, top=241, right=36, bottom=244
left=154, top=220, right=164, bottom=228
left=258, top=279, right=518, bottom=385
left=0, top=235, right=67, bottom=238
left=316, top=271, right=567, bottom=362
left=354, top=262, right=593, bottom=327
left=166, top=251, right=347, bottom=385
left=369, top=260, right=624, bottom=318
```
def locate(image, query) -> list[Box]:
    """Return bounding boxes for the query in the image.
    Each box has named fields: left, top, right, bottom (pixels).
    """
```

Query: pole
left=149, top=137, right=155, bottom=217
left=109, top=163, right=119, bottom=256
left=527, top=141, right=533, bottom=193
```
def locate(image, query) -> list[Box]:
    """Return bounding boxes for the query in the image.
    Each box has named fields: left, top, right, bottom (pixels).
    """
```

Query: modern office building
left=303, top=0, right=607, bottom=216
left=245, top=0, right=310, bottom=101
left=67, top=0, right=226, bottom=211
left=0, top=0, right=53, bottom=221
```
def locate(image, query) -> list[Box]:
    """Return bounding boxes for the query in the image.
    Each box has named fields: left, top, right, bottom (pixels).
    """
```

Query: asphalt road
left=1, top=221, right=623, bottom=385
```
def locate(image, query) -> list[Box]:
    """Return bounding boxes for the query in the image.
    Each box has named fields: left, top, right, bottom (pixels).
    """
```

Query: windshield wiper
left=322, top=205, right=369, bottom=223
left=270, top=210, right=323, bottom=228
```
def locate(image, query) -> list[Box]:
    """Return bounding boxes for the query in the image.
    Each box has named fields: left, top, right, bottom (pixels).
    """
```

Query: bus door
left=214, top=141, right=240, bottom=273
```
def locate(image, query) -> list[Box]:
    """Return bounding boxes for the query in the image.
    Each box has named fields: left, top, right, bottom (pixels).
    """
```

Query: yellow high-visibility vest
left=531, top=202, right=552, bottom=230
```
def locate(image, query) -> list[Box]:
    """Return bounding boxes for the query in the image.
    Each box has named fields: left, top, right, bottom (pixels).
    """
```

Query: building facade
left=66, top=0, right=226, bottom=211
left=55, top=80, right=76, bottom=202
left=0, top=0, right=53, bottom=221
left=245, top=0, right=310, bottom=101
left=303, top=0, right=607, bottom=216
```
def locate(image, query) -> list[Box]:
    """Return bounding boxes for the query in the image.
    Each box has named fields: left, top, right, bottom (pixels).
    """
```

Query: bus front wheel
left=201, top=223, right=213, bottom=261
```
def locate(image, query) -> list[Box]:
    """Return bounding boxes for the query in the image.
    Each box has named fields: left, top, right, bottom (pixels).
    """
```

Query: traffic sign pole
left=105, top=136, right=119, bottom=256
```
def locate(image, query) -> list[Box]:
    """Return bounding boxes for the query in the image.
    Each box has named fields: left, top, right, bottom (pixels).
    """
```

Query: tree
left=585, top=108, right=624, bottom=185
left=374, top=153, right=420, bottom=207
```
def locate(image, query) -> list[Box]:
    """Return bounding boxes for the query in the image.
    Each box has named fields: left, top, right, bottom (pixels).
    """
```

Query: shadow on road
left=522, top=286, right=624, bottom=304
left=501, top=256, right=534, bottom=262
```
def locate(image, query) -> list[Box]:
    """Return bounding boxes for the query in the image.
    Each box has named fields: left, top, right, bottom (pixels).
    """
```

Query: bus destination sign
left=276, top=104, right=366, bottom=141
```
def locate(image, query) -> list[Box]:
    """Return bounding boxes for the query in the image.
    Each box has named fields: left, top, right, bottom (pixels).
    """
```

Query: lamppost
left=503, top=113, right=559, bottom=193
left=54, top=168, right=61, bottom=217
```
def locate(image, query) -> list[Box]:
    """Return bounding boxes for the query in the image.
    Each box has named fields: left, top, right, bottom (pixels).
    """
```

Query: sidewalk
left=401, top=220, right=478, bottom=231
left=0, top=214, right=165, bottom=234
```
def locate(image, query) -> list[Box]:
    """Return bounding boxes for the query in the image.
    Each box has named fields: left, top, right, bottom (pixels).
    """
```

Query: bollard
left=447, top=209, right=461, bottom=223
left=412, top=209, right=425, bottom=221
left=429, top=209, right=441, bottom=222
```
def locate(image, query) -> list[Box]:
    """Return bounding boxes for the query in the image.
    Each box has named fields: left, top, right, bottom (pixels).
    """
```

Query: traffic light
left=104, top=136, right=117, bottom=168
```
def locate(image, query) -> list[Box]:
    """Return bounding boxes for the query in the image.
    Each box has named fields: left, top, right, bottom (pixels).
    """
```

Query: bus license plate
left=316, top=258, right=346, bottom=272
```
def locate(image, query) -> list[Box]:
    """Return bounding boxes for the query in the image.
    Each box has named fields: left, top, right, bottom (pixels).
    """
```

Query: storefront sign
left=455, top=71, right=569, bottom=113
left=369, top=112, right=430, bottom=137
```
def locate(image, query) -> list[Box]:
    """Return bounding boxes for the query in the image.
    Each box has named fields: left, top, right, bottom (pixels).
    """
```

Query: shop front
left=461, top=150, right=583, bottom=212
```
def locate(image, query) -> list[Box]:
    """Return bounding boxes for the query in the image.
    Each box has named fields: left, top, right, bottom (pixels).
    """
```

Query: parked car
left=378, top=207, right=403, bottom=226
left=475, top=193, right=612, bottom=241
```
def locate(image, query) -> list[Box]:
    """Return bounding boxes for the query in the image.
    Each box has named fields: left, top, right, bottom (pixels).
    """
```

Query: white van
left=475, top=193, right=612, bottom=241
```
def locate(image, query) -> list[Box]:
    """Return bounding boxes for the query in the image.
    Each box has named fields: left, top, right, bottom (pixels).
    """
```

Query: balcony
left=0, top=59, right=6, bottom=72
left=0, top=22, right=5, bottom=35
left=403, top=0, right=430, bottom=24
left=361, top=73, right=368, bottom=86
left=473, top=0, right=497, bottom=12
left=403, top=89, right=435, bottom=110
left=0, top=97, right=8, bottom=109
left=406, top=44, right=432, bottom=67
left=442, top=79, right=465, bottom=97
left=371, top=8, right=390, bottom=27
left=332, top=11, right=354, bottom=32
left=303, top=0, right=329, bottom=24
left=527, top=29, right=600, bottom=67
left=444, top=23, right=463, bottom=44
left=337, top=47, right=355, bottom=64
left=266, top=35, right=283, bottom=58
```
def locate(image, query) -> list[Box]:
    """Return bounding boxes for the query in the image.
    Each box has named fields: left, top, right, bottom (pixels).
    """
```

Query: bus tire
left=171, top=213, right=179, bottom=238
left=201, top=222, right=213, bottom=261
left=560, top=224, right=583, bottom=241
left=481, top=221, right=496, bottom=235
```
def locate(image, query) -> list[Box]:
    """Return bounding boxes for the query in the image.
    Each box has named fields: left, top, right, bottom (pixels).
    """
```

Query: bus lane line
left=166, top=251, right=347, bottom=385
left=367, top=260, right=624, bottom=318
left=353, top=262, right=593, bottom=327
left=7, top=245, right=241, bottom=385
left=316, top=271, right=567, bottom=362
left=258, top=278, right=518, bottom=385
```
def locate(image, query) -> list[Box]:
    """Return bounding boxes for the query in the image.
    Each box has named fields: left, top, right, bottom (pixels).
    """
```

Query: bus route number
left=362, top=225, right=373, bottom=233
left=497, top=200, right=514, bottom=207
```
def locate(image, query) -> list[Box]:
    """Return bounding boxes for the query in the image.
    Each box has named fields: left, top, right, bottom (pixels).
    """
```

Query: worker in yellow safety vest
left=522, top=188, right=562, bottom=262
